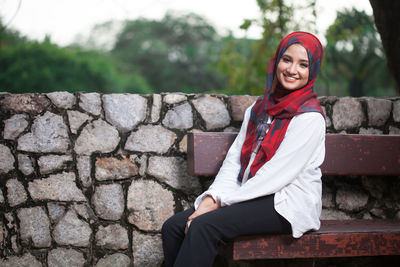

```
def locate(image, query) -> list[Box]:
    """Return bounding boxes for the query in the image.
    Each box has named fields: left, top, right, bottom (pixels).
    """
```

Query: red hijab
left=238, top=32, right=324, bottom=182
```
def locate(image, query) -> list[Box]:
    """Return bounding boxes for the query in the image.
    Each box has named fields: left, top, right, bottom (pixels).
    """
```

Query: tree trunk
left=369, top=0, right=400, bottom=92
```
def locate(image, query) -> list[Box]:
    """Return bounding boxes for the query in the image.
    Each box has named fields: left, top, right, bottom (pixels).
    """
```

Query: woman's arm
left=193, top=103, right=255, bottom=209
left=221, top=112, right=325, bottom=206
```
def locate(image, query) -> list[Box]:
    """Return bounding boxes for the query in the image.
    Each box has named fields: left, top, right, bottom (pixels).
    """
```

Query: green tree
left=320, top=8, right=396, bottom=96
left=111, top=12, right=225, bottom=93
left=0, top=19, right=152, bottom=94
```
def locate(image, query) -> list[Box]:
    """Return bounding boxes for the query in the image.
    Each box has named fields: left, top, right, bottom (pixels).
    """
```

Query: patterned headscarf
left=238, top=32, right=324, bottom=182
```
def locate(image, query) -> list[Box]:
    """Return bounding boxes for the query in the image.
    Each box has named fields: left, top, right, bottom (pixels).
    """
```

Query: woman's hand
left=185, top=195, right=220, bottom=234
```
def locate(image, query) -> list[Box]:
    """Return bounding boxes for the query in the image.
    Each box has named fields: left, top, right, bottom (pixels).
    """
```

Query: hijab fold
left=238, top=32, right=325, bottom=182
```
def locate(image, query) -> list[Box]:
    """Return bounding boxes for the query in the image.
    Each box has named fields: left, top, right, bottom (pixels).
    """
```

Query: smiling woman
left=161, top=31, right=326, bottom=267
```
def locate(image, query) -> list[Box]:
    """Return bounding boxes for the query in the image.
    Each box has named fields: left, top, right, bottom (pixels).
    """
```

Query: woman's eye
left=282, top=57, right=290, bottom=62
left=301, top=63, right=308, bottom=68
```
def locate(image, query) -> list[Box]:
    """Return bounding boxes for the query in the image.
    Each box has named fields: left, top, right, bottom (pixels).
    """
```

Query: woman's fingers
left=184, top=220, right=192, bottom=234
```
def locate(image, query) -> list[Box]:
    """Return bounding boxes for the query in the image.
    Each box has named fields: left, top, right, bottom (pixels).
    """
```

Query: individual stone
left=148, top=156, right=202, bottom=195
left=132, top=232, right=163, bottom=267
left=6, top=179, right=27, bottom=207
left=332, top=97, right=365, bottom=130
left=0, top=93, right=50, bottom=114
left=17, top=206, right=51, bottom=247
left=320, top=209, right=352, bottom=220
left=359, top=128, right=383, bottom=135
left=48, top=248, right=85, bottom=267
left=5, top=212, right=16, bottom=230
left=164, top=93, right=187, bottom=104
left=67, top=110, right=91, bottom=134
left=370, top=207, right=386, bottom=219
left=103, top=94, right=147, bottom=132
left=127, top=180, right=174, bottom=231
left=389, top=126, right=400, bottom=135
left=223, top=126, right=240, bottom=132
left=229, top=95, right=258, bottom=121
left=73, top=203, right=96, bottom=222
left=0, top=144, right=15, bottom=174
left=393, top=100, right=400, bottom=122
left=130, top=154, right=147, bottom=176
left=193, top=96, right=230, bottom=130
left=47, top=202, right=66, bottom=222
left=363, top=212, right=373, bottom=220
left=79, top=92, right=102, bottom=116
left=47, top=91, right=76, bottom=109
left=366, top=98, right=392, bottom=126
left=125, top=125, right=176, bottom=153
left=0, top=253, right=42, bottom=267
left=162, top=102, right=193, bottom=129
left=28, top=172, right=86, bottom=201
left=53, top=210, right=92, bottom=247
left=11, top=234, right=19, bottom=253
left=336, top=185, right=369, bottom=212
left=92, top=184, right=124, bottom=220
left=150, top=94, right=162, bottom=123
left=17, top=111, right=70, bottom=153
left=77, top=155, right=92, bottom=187
left=3, top=114, right=29, bottom=140
left=18, top=154, right=34, bottom=175
left=95, top=156, right=138, bottom=181
left=0, top=221, right=5, bottom=249
left=178, top=129, right=202, bottom=153
left=38, top=154, right=72, bottom=174
left=74, top=119, right=120, bottom=155
left=0, top=188, right=4, bottom=204
left=95, top=253, right=131, bottom=267
left=181, top=198, right=193, bottom=210
left=96, top=224, right=129, bottom=250
left=322, top=185, right=335, bottom=208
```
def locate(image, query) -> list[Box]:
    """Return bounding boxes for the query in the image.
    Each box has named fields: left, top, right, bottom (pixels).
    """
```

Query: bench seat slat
left=187, top=133, right=400, bottom=176
left=233, top=220, right=400, bottom=259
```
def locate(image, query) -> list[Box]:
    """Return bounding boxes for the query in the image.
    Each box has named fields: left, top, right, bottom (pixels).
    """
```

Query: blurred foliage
left=0, top=2, right=397, bottom=97
left=316, top=8, right=397, bottom=96
left=111, top=12, right=226, bottom=93
left=0, top=19, right=152, bottom=94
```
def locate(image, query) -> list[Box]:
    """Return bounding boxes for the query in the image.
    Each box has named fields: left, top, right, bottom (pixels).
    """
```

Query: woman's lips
left=283, top=74, right=298, bottom=83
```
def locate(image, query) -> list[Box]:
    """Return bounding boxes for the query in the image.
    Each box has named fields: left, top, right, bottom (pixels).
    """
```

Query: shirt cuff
left=194, top=190, right=221, bottom=209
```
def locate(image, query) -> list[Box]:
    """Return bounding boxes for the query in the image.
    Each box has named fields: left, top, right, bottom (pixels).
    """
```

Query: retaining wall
left=0, top=92, right=399, bottom=266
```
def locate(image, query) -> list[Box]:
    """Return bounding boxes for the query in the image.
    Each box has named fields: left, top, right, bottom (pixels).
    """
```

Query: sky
left=0, top=0, right=373, bottom=47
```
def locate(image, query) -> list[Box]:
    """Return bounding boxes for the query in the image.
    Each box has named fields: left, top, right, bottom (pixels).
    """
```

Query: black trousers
left=161, top=194, right=291, bottom=267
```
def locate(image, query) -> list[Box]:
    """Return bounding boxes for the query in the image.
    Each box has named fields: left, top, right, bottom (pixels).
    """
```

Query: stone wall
left=0, top=92, right=399, bottom=266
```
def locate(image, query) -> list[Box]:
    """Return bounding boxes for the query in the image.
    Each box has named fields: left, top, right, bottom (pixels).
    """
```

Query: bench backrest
left=187, top=133, right=400, bottom=176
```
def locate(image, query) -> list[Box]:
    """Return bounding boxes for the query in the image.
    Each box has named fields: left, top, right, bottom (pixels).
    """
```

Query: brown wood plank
left=187, top=132, right=400, bottom=176
left=233, top=220, right=400, bottom=259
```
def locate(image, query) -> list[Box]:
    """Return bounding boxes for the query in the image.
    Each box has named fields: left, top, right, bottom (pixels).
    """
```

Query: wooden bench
left=187, top=132, right=400, bottom=260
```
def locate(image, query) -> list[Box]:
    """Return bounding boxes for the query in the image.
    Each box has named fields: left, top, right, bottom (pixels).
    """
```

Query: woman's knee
left=162, top=215, right=178, bottom=236
left=187, top=216, right=213, bottom=234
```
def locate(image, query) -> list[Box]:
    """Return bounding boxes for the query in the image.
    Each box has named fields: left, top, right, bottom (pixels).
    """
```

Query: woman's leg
left=161, top=208, right=194, bottom=267
left=173, top=194, right=291, bottom=267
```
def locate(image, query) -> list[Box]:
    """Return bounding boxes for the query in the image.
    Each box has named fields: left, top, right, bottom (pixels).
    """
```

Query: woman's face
left=276, top=44, right=309, bottom=90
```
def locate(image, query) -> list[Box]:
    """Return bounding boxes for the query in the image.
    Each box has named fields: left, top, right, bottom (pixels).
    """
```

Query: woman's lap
left=165, top=194, right=291, bottom=240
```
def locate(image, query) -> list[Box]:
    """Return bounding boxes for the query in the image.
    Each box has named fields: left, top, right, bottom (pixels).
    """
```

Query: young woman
left=162, top=32, right=326, bottom=267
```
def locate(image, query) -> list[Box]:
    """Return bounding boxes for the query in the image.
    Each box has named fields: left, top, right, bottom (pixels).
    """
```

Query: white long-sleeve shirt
left=194, top=103, right=326, bottom=238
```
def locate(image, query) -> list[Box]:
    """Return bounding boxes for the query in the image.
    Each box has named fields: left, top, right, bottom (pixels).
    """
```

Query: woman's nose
left=287, top=64, right=296, bottom=74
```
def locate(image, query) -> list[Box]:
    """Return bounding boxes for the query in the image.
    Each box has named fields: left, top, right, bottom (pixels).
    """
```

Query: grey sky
left=0, top=0, right=373, bottom=46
